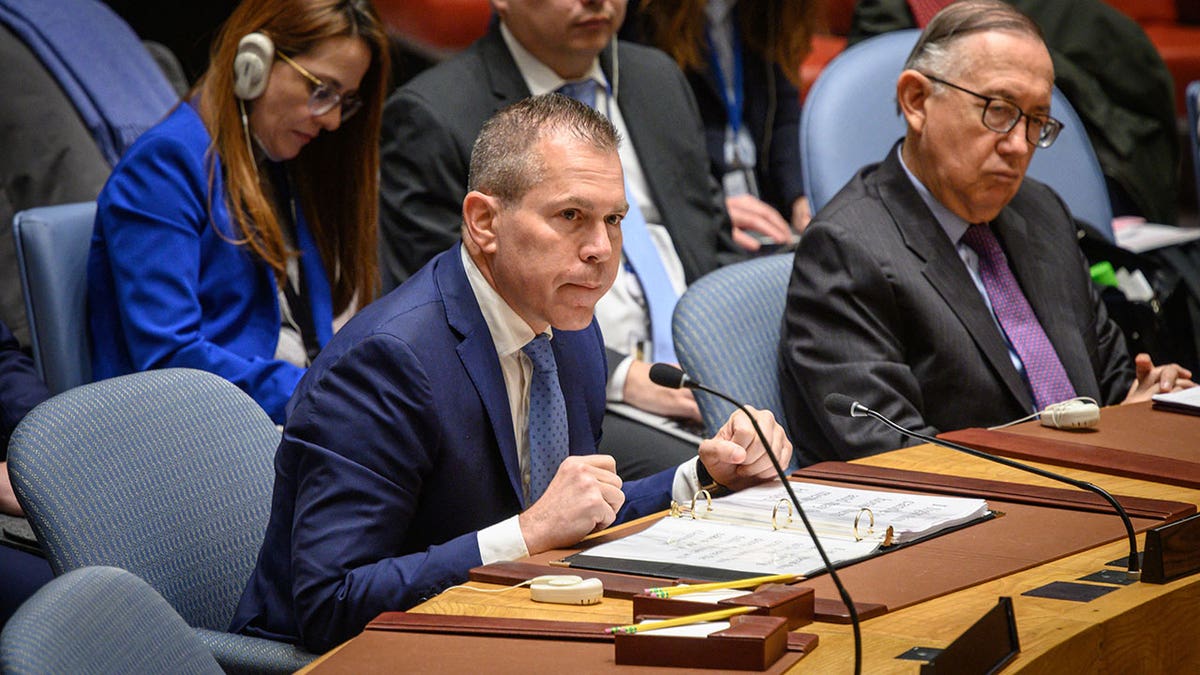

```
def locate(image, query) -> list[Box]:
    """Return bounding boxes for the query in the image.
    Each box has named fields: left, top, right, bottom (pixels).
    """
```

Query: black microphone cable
left=651, top=364, right=863, bottom=675
left=823, top=393, right=1141, bottom=580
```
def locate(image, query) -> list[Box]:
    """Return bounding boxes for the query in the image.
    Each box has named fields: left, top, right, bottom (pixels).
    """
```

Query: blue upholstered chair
left=1187, top=81, right=1200, bottom=207
left=800, top=29, right=1115, bottom=242
left=672, top=253, right=794, bottom=466
left=0, top=566, right=223, bottom=675
left=12, top=202, right=96, bottom=394
left=7, top=369, right=315, bottom=674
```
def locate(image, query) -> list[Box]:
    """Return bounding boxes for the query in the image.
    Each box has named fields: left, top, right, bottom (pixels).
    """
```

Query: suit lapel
left=875, top=152, right=1035, bottom=411
left=479, top=24, right=532, bottom=115
left=437, top=246, right=525, bottom=504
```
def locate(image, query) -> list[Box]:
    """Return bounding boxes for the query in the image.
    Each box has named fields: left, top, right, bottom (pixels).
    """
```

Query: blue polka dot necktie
left=522, top=333, right=569, bottom=504
left=555, top=79, right=680, bottom=363
left=961, top=223, right=1076, bottom=410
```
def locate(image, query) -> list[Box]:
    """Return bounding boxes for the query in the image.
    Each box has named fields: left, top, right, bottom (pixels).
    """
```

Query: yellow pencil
left=605, top=605, right=756, bottom=635
left=643, top=573, right=803, bottom=599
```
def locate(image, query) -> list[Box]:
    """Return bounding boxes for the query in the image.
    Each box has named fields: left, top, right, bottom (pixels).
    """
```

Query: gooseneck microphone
left=823, top=393, right=1141, bottom=580
left=651, top=364, right=862, bottom=675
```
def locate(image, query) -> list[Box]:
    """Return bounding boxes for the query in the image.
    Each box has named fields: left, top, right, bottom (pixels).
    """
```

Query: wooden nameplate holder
left=614, top=614, right=789, bottom=671
left=363, top=611, right=814, bottom=672
left=631, top=584, right=815, bottom=630
left=469, top=560, right=886, bottom=622
left=1143, top=511, right=1200, bottom=584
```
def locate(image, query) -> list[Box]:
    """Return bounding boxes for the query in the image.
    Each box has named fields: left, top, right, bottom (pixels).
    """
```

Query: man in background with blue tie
left=232, top=94, right=792, bottom=652
left=379, top=0, right=788, bottom=480
left=779, top=0, right=1194, bottom=464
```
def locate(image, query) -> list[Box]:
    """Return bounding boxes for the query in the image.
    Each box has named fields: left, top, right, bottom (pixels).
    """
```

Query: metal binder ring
left=689, top=490, right=713, bottom=519
left=853, top=508, right=875, bottom=541
left=771, top=499, right=793, bottom=530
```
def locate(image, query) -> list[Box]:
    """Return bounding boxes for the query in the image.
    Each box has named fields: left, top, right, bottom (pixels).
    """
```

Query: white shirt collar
left=460, top=245, right=546, bottom=358
left=499, top=22, right=608, bottom=97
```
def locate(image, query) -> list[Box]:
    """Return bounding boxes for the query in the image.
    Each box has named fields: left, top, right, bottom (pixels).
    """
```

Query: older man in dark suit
left=779, top=0, right=1193, bottom=464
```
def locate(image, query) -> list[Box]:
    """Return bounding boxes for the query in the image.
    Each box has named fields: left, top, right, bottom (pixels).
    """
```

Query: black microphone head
left=649, top=363, right=687, bottom=389
left=823, top=393, right=859, bottom=418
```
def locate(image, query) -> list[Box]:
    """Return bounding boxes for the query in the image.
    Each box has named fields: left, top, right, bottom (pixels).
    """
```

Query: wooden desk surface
left=304, top=441, right=1200, bottom=673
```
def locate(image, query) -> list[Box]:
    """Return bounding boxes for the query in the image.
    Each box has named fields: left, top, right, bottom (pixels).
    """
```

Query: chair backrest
left=800, top=29, right=1115, bottom=242
left=1187, top=81, right=1200, bottom=208
left=1, top=566, right=223, bottom=675
left=12, top=202, right=97, bottom=394
left=7, top=368, right=280, bottom=632
left=672, top=253, right=793, bottom=458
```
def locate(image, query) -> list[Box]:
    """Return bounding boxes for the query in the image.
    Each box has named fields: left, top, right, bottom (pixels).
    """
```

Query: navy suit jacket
left=231, top=246, right=675, bottom=651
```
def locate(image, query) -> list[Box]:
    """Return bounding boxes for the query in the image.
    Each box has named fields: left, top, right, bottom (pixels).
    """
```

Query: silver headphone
left=233, top=32, right=275, bottom=100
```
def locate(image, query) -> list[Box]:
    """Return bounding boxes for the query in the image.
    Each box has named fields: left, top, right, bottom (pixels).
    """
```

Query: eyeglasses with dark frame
left=920, top=73, right=1062, bottom=148
left=277, top=51, right=363, bottom=121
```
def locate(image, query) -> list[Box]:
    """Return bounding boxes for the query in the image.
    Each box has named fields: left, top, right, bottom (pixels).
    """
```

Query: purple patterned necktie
left=961, top=223, right=1076, bottom=410
left=522, top=334, right=568, bottom=505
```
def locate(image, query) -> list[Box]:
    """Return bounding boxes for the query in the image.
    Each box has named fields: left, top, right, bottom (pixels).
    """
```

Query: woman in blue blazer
left=88, top=0, right=390, bottom=422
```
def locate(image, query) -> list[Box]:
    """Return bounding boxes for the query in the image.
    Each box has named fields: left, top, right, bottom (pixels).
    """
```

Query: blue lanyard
left=706, top=22, right=745, bottom=136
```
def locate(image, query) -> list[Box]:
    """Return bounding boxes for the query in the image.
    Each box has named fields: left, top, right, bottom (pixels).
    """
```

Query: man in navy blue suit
left=232, top=94, right=792, bottom=652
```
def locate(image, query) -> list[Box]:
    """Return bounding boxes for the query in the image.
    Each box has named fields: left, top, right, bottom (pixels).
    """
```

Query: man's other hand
left=698, top=407, right=792, bottom=492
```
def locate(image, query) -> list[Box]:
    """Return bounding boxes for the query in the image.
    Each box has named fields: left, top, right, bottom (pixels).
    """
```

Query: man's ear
left=463, top=190, right=500, bottom=254
left=897, top=69, right=931, bottom=135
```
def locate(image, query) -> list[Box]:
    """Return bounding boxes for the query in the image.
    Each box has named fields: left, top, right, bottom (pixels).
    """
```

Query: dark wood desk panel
left=941, top=401, right=1200, bottom=488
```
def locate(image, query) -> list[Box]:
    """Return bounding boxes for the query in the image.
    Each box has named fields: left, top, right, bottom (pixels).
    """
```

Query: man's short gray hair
left=903, top=0, right=1043, bottom=79
left=468, top=93, right=621, bottom=205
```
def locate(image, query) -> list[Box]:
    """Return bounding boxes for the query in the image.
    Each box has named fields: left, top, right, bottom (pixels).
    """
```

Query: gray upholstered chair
left=7, top=368, right=315, bottom=674
left=12, top=202, right=96, bottom=394
left=0, top=566, right=223, bottom=675
left=800, top=29, right=1115, bottom=242
left=672, top=253, right=794, bottom=467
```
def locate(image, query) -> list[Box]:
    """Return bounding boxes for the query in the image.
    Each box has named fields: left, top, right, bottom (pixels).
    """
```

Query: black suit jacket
left=379, top=22, right=737, bottom=293
left=779, top=147, right=1133, bottom=463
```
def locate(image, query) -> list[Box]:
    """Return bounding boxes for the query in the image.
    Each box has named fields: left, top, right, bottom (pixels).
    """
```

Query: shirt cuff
left=606, top=354, right=635, bottom=402
left=670, top=456, right=704, bottom=504
left=477, top=514, right=529, bottom=565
